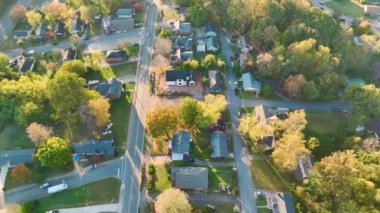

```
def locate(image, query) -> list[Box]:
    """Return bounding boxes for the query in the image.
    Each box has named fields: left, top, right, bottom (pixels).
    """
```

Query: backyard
left=153, top=164, right=171, bottom=192
left=21, top=178, right=120, bottom=213
left=327, top=0, right=364, bottom=18
left=250, top=159, right=290, bottom=191
left=0, top=122, right=33, bottom=151
left=85, top=62, right=137, bottom=80
left=208, top=167, right=237, bottom=192
left=110, top=84, right=134, bottom=155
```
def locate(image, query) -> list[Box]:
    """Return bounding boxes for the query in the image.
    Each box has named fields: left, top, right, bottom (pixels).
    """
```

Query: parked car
left=226, top=185, right=232, bottom=195
left=26, top=49, right=35, bottom=55
left=237, top=110, right=242, bottom=118
left=46, top=210, right=59, bottom=213
left=106, top=123, right=113, bottom=130
left=102, top=130, right=112, bottom=136
left=40, top=183, right=50, bottom=189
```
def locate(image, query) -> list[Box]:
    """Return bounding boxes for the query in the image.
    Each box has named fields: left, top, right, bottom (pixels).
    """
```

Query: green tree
left=182, top=59, right=199, bottom=70
left=196, top=94, right=227, bottom=128
left=203, top=54, right=217, bottom=69
left=302, top=81, right=319, bottom=100
left=155, top=188, right=192, bottom=213
left=80, top=97, right=110, bottom=131
left=59, top=60, right=87, bottom=76
left=146, top=106, right=180, bottom=138
left=70, top=34, right=81, bottom=50
left=26, top=10, right=42, bottom=29
left=179, top=98, right=201, bottom=127
left=35, top=137, right=72, bottom=168
left=47, top=72, right=85, bottom=120
left=188, top=4, right=209, bottom=27
left=0, top=53, right=19, bottom=80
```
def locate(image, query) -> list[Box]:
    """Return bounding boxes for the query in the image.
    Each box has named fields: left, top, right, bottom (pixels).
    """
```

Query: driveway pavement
left=55, top=203, right=118, bottom=213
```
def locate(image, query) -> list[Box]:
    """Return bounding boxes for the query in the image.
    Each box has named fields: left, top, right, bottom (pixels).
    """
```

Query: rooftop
left=171, top=167, right=208, bottom=190
left=171, top=130, right=191, bottom=154
left=72, top=139, right=115, bottom=156
left=210, top=131, right=228, bottom=158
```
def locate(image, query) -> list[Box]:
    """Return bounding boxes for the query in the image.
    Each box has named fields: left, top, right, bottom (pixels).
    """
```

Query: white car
left=102, top=130, right=112, bottom=136
left=27, top=50, right=35, bottom=55
left=106, top=123, right=113, bottom=130
left=40, top=183, right=50, bottom=189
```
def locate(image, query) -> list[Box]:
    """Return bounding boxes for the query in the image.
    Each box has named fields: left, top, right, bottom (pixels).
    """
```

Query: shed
left=210, top=132, right=228, bottom=158
left=169, top=130, right=191, bottom=161
left=242, top=72, right=262, bottom=95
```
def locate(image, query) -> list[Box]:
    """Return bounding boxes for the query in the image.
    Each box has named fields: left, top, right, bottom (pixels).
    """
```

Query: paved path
left=221, top=32, right=256, bottom=213
left=56, top=203, right=118, bottom=213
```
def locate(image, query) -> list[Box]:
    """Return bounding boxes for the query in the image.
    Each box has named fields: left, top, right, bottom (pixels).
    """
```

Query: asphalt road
left=119, top=3, right=157, bottom=213
left=220, top=32, right=257, bottom=213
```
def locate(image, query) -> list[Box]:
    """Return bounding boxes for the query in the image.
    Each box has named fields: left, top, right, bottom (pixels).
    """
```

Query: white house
left=166, top=70, right=196, bottom=86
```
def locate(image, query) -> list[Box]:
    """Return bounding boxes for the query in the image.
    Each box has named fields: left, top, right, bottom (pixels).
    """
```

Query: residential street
left=221, top=32, right=257, bottom=213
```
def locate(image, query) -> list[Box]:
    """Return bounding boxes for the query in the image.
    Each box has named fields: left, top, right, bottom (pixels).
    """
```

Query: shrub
left=148, top=164, right=156, bottom=175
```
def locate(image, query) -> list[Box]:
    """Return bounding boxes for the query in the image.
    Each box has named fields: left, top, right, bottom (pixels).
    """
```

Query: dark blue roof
left=171, top=130, right=191, bottom=154
left=96, top=78, right=123, bottom=99
left=72, top=139, right=115, bottom=156
left=166, top=70, right=194, bottom=82
left=283, top=193, right=295, bottom=213
left=205, top=23, right=217, bottom=34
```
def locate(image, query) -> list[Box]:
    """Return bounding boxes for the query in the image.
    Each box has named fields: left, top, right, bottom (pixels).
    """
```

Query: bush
left=232, top=63, right=242, bottom=77
left=20, top=200, right=38, bottom=213
left=260, top=85, right=276, bottom=99
left=159, top=29, right=173, bottom=38
left=232, top=187, right=240, bottom=196
left=148, top=164, right=156, bottom=175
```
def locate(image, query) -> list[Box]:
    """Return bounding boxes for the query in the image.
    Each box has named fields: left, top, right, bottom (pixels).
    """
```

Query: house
left=171, top=167, right=208, bottom=190
left=166, top=70, right=195, bottom=87
left=210, top=131, right=228, bottom=158
left=241, top=72, right=262, bottom=96
left=173, top=36, right=193, bottom=51
left=174, top=21, right=193, bottom=36
left=238, top=35, right=254, bottom=52
left=364, top=5, right=380, bottom=16
left=71, top=17, right=84, bottom=34
left=18, top=57, right=35, bottom=73
left=196, top=39, right=206, bottom=54
left=14, top=29, right=32, bottom=40
left=262, top=135, right=275, bottom=151
left=116, top=8, right=135, bottom=19
left=295, top=154, right=313, bottom=180
left=95, top=78, right=123, bottom=100
left=372, top=63, right=380, bottom=81
left=168, top=130, right=191, bottom=160
left=102, top=16, right=135, bottom=34
left=106, top=50, right=127, bottom=63
left=272, top=192, right=296, bottom=213
left=54, top=22, right=66, bottom=37
left=255, top=105, right=278, bottom=126
left=181, top=51, right=193, bottom=61
left=366, top=118, right=380, bottom=140
left=206, top=37, right=218, bottom=52
left=72, top=139, right=115, bottom=156
left=62, top=49, right=77, bottom=63
left=35, top=24, right=47, bottom=40
left=208, top=70, right=223, bottom=93
left=205, top=23, right=217, bottom=37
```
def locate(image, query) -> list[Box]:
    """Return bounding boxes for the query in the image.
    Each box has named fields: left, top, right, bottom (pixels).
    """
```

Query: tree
left=272, top=132, right=309, bottom=171
left=59, top=60, right=87, bottom=76
left=283, top=74, right=306, bottom=98
left=80, top=97, right=110, bottom=131
left=26, top=11, right=42, bottom=29
left=11, top=164, right=32, bottom=183
left=159, top=29, right=173, bottom=38
left=306, top=137, right=320, bottom=151
left=0, top=53, right=18, bottom=80
left=45, top=0, right=68, bottom=22
left=179, top=98, right=201, bottom=127
left=155, top=188, right=192, bottom=213
left=47, top=72, right=85, bottom=120
left=302, top=81, right=319, bottom=100
left=133, top=2, right=145, bottom=12
left=154, top=38, right=172, bottom=56
left=152, top=54, right=170, bottom=76
left=35, top=137, right=72, bottom=168
left=344, top=84, right=380, bottom=123
left=188, top=4, right=209, bottom=27
left=9, top=4, right=27, bottom=22
left=79, top=5, right=99, bottom=27
left=356, top=20, right=371, bottom=35
left=26, top=123, right=53, bottom=146
left=203, top=54, right=217, bottom=69
left=182, top=59, right=199, bottom=70
left=196, top=94, right=227, bottom=128
left=146, top=107, right=180, bottom=138
left=273, top=110, right=307, bottom=135
left=70, top=34, right=81, bottom=50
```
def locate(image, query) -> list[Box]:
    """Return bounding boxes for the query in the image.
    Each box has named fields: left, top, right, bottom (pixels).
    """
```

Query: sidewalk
left=57, top=203, right=118, bottom=213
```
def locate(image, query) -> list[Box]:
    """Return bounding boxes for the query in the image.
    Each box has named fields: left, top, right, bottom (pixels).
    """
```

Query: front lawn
left=208, top=167, right=234, bottom=192
left=305, top=111, right=347, bottom=159
left=250, top=159, right=289, bottom=191
left=21, top=177, right=120, bottom=213
left=192, top=203, right=236, bottom=213
left=153, top=164, right=171, bottom=192
left=257, top=208, right=271, bottom=213
left=256, top=195, right=268, bottom=206
left=110, top=87, right=134, bottom=155
left=111, top=62, right=137, bottom=77
left=0, top=122, right=33, bottom=151
left=327, top=0, right=364, bottom=18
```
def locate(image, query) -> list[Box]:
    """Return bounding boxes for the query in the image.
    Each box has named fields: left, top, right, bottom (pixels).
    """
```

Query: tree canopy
left=35, top=137, right=72, bottom=168
left=146, top=106, right=180, bottom=139
left=155, top=188, right=192, bottom=213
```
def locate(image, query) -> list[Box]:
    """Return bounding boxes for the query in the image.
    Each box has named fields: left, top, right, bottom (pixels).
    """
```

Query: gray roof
left=106, top=50, right=127, bottom=60
left=262, top=135, right=275, bottom=150
left=171, top=167, right=208, bottom=190
left=205, top=23, right=217, bottom=34
left=110, top=18, right=135, bottom=31
left=367, top=118, right=380, bottom=138
left=36, top=24, right=46, bottom=38
left=72, top=139, right=115, bottom=156
left=181, top=51, right=193, bottom=61
left=171, top=130, right=191, bottom=154
left=242, top=72, right=262, bottom=91
left=62, top=49, right=77, bottom=61
left=95, top=78, right=123, bottom=99
left=210, top=132, right=228, bottom=158
left=166, top=70, right=194, bottom=83
left=19, top=57, right=35, bottom=73
left=274, top=193, right=295, bottom=213
left=180, top=22, right=192, bottom=33
left=173, top=37, right=193, bottom=51
left=208, top=70, right=223, bottom=93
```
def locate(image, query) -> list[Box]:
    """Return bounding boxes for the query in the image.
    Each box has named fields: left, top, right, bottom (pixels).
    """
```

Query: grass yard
left=153, top=164, right=171, bottom=192
left=250, top=159, right=289, bottom=191
left=237, top=89, right=258, bottom=99
left=327, top=0, right=364, bottom=18
left=256, top=195, right=268, bottom=206
left=110, top=87, right=134, bottom=155
left=208, top=167, right=233, bottom=192
left=21, top=178, right=120, bottom=213
left=257, top=208, right=271, bottom=213
left=305, top=111, right=347, bottom=159
left=192, top=203, right=236, bottom=213
left=0, top=0, right=14, bottom=18
left=111, top=62, right=137, bottom=77
left=0, top=122, right=33, bottom=151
